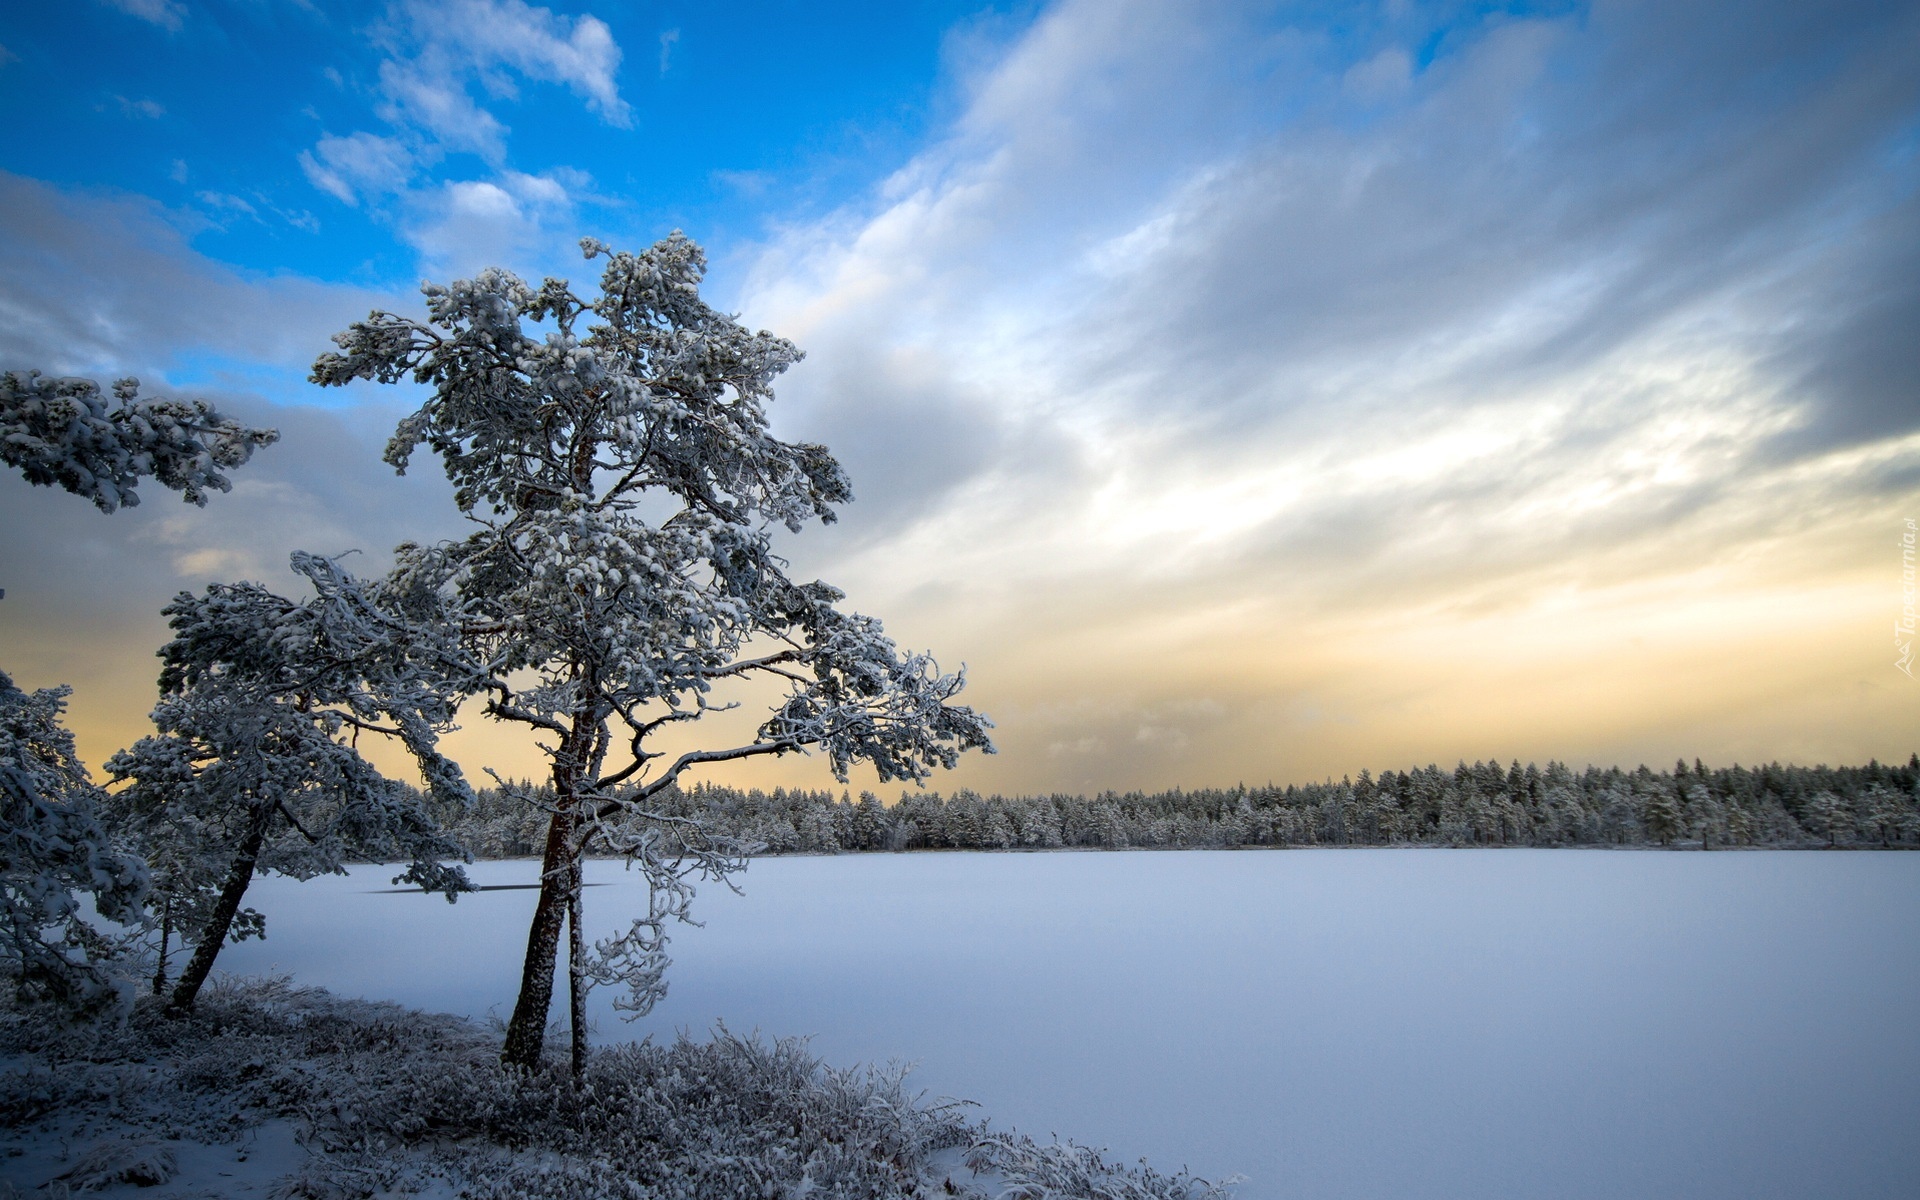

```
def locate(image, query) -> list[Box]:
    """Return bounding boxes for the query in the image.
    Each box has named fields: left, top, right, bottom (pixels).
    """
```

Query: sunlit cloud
left=720, top=0, right=1920, bottom=793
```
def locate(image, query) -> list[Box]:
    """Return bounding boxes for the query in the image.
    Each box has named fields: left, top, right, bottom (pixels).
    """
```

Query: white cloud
left=299, top=0, right=629, bottom=282
left=194, top=190, right=256, bottom=216
left=1343, top=46, right=1412, bottom=101
left=401, top=168, right=584, bottom=278
left=98, top=0, right=184, bottom=32
left=299, top=131, right=416, bottom=206
left=425, top=0, right=629, bottom=124
left=367, top=0, right=630, bottom=157
left=374, top=54, right=511, bottom=160
left=112, top=94, right=165, bottom=119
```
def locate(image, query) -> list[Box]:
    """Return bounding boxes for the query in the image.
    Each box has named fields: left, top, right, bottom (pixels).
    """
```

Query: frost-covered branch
left=0, top=372, right=277, bottom=513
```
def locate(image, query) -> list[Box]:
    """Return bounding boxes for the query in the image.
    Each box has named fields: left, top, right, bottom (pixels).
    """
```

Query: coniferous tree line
left=439, top=755, right=1920, bottom=857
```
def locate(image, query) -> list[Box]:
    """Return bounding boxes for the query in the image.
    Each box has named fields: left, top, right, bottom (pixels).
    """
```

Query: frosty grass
left=0, top=978, right=1232, bottom=1199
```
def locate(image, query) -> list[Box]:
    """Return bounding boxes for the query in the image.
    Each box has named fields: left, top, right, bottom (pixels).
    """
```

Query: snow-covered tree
left=0, top=672, right=147, bottom=1015
left=1684, top=784, right=1726, bottom=850
left=1640, top=783, right=1683, bottom=847
left=0, top=371, right=276, bottom=513
left=1862, top=784, right=1915, bottom=847
left=105, top=552, right=477, bottom=1016
left=1802, top=790, right=1851, bottom=848
left=0, top=368, right=275, bottom=1016
left=312, top=233, right=994, bottom=1071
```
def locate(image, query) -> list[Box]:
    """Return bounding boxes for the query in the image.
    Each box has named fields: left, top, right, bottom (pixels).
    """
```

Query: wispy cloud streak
left=731, top=0, right=1920, bottom=790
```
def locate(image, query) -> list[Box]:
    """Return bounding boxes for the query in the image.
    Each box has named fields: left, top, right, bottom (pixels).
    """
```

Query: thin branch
left=634, top=739, right=801, bottom=803
left=275, top=800, right=321, bottom=845
left=484, top=690, right=571, bottom=737
left=701, top=648, right=807, bottom=683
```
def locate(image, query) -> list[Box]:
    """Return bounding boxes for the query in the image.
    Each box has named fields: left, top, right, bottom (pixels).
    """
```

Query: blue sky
left=2, top=0, right=1917, bottom=794
left=0, top=1, right=1003, bottom=285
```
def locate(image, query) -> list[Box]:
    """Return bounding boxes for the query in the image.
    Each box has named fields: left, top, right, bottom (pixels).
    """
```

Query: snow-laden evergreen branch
left=0, top=372, right=277, bottom=513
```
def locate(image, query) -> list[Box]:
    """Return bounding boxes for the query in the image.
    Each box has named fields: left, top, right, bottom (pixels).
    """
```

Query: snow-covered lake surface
left=219, top=850, right=1919, bottom=1200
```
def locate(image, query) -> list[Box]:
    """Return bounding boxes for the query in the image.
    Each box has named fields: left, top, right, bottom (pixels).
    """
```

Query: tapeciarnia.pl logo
left=1898, top=517, right=1916, bottom=679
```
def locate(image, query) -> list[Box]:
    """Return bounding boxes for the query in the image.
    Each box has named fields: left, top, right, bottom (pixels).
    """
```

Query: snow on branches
left=0, top=671, right=147, bottom=1016
left=0, top=366, right=274, bottom=1019
left=106, top=552, right=479, bottom=1014
left=313, top=233, right=993, bottom=1069
left=0, top=372, right=277, bottom=513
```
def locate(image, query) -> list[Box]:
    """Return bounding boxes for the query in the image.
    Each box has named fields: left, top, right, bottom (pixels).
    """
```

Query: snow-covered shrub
left=46, top=1135, right=176, bottom=1190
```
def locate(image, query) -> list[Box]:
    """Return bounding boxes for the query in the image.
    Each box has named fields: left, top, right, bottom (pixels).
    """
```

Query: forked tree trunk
left=166, top=804, right=272, bottom=1017
left=501, top=802, right=578, bottom=1069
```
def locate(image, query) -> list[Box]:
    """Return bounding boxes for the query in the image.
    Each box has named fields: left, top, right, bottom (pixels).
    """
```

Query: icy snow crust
left=0, top=977, right=1229, bottom=1199
left=209, top=850, right=1920, bottom=1200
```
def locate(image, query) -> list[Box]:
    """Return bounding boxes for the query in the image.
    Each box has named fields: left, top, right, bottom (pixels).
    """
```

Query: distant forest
left=437, top=756, right=1920, bottom=856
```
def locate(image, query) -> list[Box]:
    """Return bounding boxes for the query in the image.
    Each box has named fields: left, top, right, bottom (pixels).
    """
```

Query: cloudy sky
left=1, top=0, right=1915, bottom=796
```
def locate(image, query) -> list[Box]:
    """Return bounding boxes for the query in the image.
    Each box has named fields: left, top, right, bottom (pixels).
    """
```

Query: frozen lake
left=218, top=850, right=1919, bottom=1200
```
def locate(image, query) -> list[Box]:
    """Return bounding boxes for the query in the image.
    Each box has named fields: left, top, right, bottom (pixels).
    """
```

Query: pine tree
left=106, top=553, right=476, bottom=1015
left=1640, top=785, right=1683, bottom=847
left=1803, top=791, right=1851, bottom=847
left=1, top=371, right=276, bottom=513
left=313, top=234, right=994, bottom=1071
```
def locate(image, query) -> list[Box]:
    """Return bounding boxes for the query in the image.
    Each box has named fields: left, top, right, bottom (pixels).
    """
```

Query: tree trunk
left=166, top=805, right=271, bottom=1017
left=151, top=901, right=171, bottom=997
left=567, top=852, right=588, bottom=1078
left=501, top=803, right=577, bottom=1070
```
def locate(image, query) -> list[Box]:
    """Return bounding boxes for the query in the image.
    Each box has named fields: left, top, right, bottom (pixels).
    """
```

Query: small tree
left=106, top=553, right=477, bottom=1016
left=1725, top=797, right=1756, bottom=846
left=1, top=369, right=276, bottom=1015
left=1861, top=784, right=1915, bottom=847
left=313, top=234, right=994, bottom=1071
left=1683, top=784, right=1725, bottom=850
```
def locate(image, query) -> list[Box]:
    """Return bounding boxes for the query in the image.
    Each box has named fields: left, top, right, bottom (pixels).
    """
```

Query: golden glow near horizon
left=3, top=1, right=1917, bottom=799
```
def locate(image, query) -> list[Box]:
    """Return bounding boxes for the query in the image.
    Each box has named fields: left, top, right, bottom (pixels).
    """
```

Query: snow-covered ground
left=218, top=849, right=1920, bottom=1200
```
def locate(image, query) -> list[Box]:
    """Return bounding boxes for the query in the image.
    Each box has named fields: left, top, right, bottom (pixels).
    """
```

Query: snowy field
left=218, top=849, right=1920, bottom=1200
